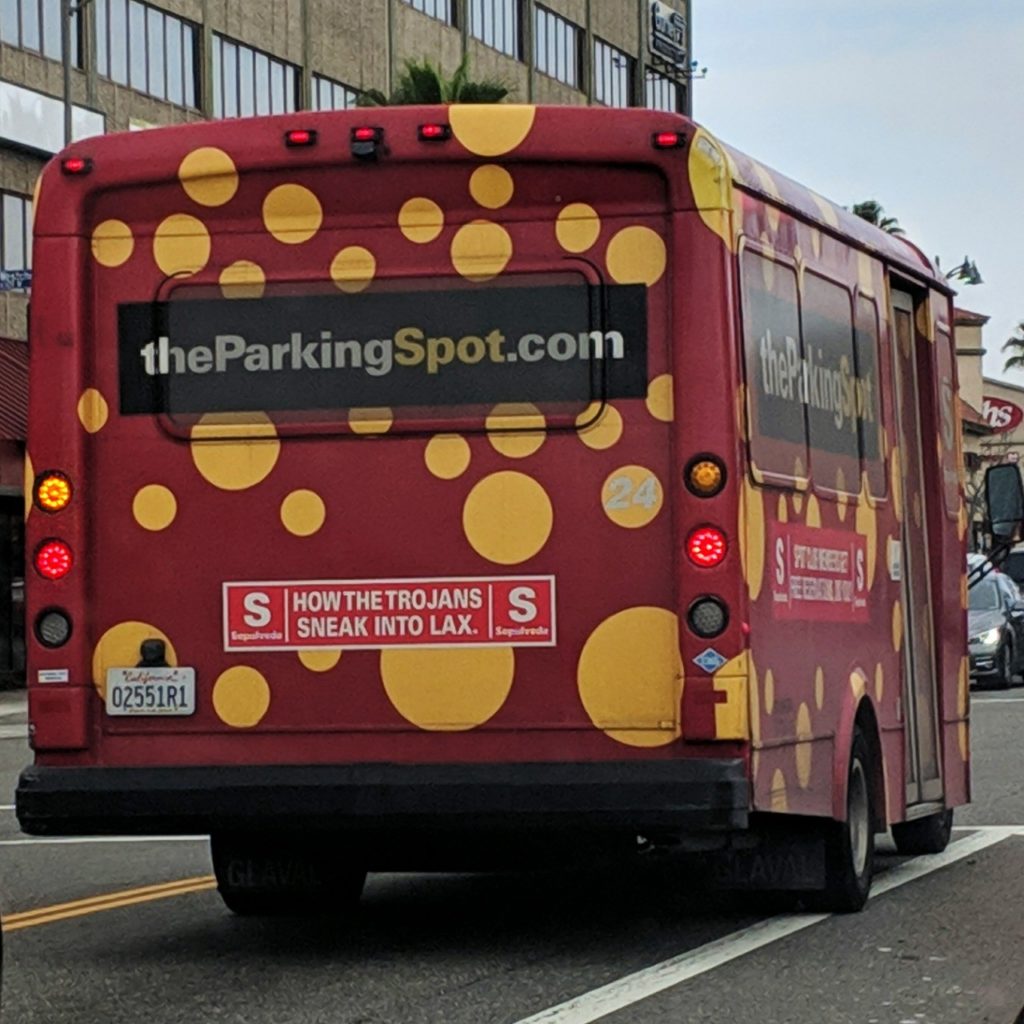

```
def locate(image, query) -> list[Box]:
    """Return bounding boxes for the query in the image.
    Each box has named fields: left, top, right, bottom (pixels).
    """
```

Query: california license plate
left=105, top=667, right=196, bottom=716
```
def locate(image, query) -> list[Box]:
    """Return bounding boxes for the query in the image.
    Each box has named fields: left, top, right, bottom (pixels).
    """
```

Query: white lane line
left=972, top=698, right=1024, bottom=705
left=512, top=828, right=1014, bottom=1024
left=954, top=825, right=1024, bottom=834
left=0, top=836, right=207, bottom=847
left=0, top=726, right=28, bottom=740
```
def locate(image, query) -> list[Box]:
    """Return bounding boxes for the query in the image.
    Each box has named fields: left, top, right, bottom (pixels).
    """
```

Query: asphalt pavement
left=2, top=688, right=1023, bottom=1024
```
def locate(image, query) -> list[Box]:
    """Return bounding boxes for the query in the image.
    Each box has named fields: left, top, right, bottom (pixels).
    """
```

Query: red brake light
left=285, top=129, right=317, bottom=147
left=61, top=156, right=92, bottom=175
left=687, top=527, right=727, bottom=568
left=418, top=123, right=451, bottom=141
left=35, top=539, right=74, bottom=580
left=653, top=131, right=685, bottom=150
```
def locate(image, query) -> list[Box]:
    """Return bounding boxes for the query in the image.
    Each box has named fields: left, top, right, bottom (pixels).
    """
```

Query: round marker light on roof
left=35, top=471, right=73, bottom=513
left=35, top=539, right=73, bottom=580
left=653, top=131, right=685, bottom=150
left=687, top=526, right=727, bottom=568
left=285, top=128, right=317, bottom=147
left=418, top=123, right=451, bottom=141
left=61, top=156, right=92, bottom=175
left=686, top=456, right=725, bottom=497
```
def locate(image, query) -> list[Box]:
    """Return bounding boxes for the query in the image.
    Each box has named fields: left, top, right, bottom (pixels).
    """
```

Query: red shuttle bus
left=18, top=105, right=968, bottom=913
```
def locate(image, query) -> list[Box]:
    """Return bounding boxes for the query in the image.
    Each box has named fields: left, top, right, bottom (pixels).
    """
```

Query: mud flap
left=711, top=819, right=826, bottom=891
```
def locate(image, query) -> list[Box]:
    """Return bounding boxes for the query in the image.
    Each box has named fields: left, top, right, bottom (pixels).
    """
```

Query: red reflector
left=418, top=123, right=451, bottom=141
left=687, top=527, right=727, bottom=568
left=653, top=131, right=684, bottom=150
left=285, top=128, right=317, bottom=147
left=352, top=126, right=380, bottom=142
left=61, top=156, right=91, bottom=175
left=35, top=540, right=73, bottom=580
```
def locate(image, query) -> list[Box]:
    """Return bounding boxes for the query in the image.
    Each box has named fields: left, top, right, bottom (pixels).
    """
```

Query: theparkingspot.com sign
left=118, top=283, right=648, bottom=414
left=222, top=576, right=557, bottom=651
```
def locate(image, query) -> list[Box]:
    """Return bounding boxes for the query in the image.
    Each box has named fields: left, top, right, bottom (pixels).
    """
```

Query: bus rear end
left=18, top=106, right=751, bottom=907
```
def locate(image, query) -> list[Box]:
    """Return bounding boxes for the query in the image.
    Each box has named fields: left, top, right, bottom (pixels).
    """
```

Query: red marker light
left=352, top=126, right=381, bottom=142
left=687, top=527, right=727, bottom=568
left=285, top=128, right=317, bottom=147
left=61, top=156, right=92, bottom=175
left=35, top=539, right=74, bottom=580
left=652, top=131, right=685, bottom=150
left=418, top=123, right=451, bottom=141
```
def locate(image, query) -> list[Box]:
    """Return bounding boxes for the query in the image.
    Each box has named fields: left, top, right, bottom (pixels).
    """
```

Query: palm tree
left=1003, top=322, right=1024, bottom=373
left=358, top=55, right=509, bottom=106
left=851, top=199, right=905, bottom=236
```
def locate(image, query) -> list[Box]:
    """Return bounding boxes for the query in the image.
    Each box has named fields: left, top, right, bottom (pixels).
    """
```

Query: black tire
left=211, top=832, right=366, bottom=917
left=891, top=809, right=953, bottom=856
left=806, top=729, right=875, bottom=913
left=997, top=644, right=1014, bottom=690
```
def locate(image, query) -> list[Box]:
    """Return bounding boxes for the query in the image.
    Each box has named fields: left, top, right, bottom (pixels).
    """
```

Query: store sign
left=649, top=1, right=687, bottom=68
left=982, top=396, right=1024, bottom=434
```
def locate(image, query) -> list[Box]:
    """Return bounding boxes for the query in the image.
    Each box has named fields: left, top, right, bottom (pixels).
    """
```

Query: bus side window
left=739, top=248, right=809, bottom=486
left=854, top=296, right=887, bottom=498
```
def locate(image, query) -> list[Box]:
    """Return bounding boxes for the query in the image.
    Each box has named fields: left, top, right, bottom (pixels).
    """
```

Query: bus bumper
left=17, top=760, right=748, bottom=837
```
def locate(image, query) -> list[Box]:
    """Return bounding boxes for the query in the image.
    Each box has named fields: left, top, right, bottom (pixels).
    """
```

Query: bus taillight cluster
left=31, top=470, right=75, bottom=647
left=683, top=455, right=729, bottom=639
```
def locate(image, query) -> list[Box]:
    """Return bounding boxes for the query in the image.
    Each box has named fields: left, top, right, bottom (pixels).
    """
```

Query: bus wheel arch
left=832, top=693, right=886, bottom=835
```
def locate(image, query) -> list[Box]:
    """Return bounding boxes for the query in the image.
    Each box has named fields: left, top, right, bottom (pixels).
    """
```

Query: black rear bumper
left=17, top=759, right=749, bottom=837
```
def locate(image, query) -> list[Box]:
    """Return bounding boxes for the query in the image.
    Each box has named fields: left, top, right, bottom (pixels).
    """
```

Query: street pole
left=685, top=0, right=693, bottom=116
left=62, top=0, right=72, bottom=147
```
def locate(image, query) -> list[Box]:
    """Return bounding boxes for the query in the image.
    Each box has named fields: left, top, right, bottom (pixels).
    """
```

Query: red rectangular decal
left=770, top=524, right=868, bottom=622
left=222, top=576, right=556, bottom=651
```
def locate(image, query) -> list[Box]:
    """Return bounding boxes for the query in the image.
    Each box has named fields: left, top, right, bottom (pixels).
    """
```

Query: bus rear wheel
left=807, top=729, right=875, bottom=913
left=891, top=809, right=953, bottom=856
left=210, top=832, right=366, bottom=917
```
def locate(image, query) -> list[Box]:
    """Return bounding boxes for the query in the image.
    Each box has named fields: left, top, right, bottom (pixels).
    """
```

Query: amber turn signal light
left=35, top=471, right=73, bottom=513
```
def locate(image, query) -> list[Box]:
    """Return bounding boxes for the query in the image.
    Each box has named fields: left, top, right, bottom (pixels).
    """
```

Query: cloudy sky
left=695, top=0, right=1024, bottom=382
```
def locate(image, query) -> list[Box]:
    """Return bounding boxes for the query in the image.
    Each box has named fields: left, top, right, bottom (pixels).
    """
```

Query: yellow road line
left=2, top=875, right=217, bottom=932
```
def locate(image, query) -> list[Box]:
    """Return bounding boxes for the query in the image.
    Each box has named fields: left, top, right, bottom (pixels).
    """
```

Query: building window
left=312, top=74, right=358, bottom=111
left=212, top=34, right=298, bottom=118
left=94, top=0, right=198, bottom=106
left=1, top=192, right=32, bottom=285
left=401, top=0, right=454, bottom=26
left=644, top=67, right=680, bottom=113
left=533, top=6, right=579, bottom=88
left=470, top=0, right=520, bottom=59
left=0, top=0, right=81, bottom=65
left=594, top=39, right=634, bottom=108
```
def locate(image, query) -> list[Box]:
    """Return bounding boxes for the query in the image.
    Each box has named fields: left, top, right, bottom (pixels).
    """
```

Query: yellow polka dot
left=298, top=650, right=342, bottom=673
left=77, top=388, right=109, bottom=434
left=687, top=128, right=740, bottom=252
left=262, top=183, right=322, bottom=244
left=740, top=476, right=766, bottom=600
left=486, top=402, right=546, bottom=458
left=213, top=666, right=270, bottom=728
left=795, top=702, right=813, bottom=788
left=815, top=666, right=825, bottom=710
left=92, top=621, right=177, bottom=698
left=850, top=667, right=868, bottom=700
left=190, top=412, right=280, bottom=491
left=469, top=164, right=514, bottom=209
left=855, top=475, right=878, bottom=589
left=875, top=663, right=884, bottom=702
left=425, top=434, right=471, bottom=479
left=576, top=402, right=623, bottom=450
left=960, top=572, right=968, bottom=611
left=555, top=203, right=601, bottom=253
left=280, top=489, right=325, bottom=536
left=463, top=471, right=553, bottom=565
left=764, top=669, right=775, bottom=715
left=602, top=465, right=664, bottom=529
left=858, top=252, right=876, bottom=297
left=890, top=447, right=903, bottom=520
left=153, top=213, right=210, bottom=277
left=606, top=226, right=666, bottom=287
left=381, top=647, right=514, bottom=729
left=810, top=228, right=822, bottom=259
left=132, top=485, right=177, bottom=531
left=777, top=493, right=788, bottom=523
left=645, top=374, right=674, bottom=422
left=577, top=607, right=682, bottom=747
left=398, top=197, right=444, bottom=243
left=449, top=104, right=536, bottom=157
left=348, top=407, right=393, bottom=434
left=959, top=720, right=969, bottom=762
left=806, top=494, right=821, bottom=528
left=770, top=768, right=788, bottom=812
left=837, top=492, right=848, bottom=522
left=451, top=219, right=512, bottom=281
left=330, top=245, right=376, bottom=293
left=892, top=601, right=903, bottom=652
left=31, top=174, right=41, bottom=229
left=23, top=452, right=33, bottom=522
left=91, top=219, right=134, bottom=267
left=957, top=656, right=969, bottom=719
left=178, top=147, right=239, bottom=207
left=810, top=191, right=840, bottom=228
left=792, top=492, right=804, bottom=515
left=219, top=260, right=265, bottom=299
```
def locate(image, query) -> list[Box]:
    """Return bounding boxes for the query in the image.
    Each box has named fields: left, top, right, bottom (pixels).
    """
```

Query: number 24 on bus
left=18, top=103, right=1014, bottom=915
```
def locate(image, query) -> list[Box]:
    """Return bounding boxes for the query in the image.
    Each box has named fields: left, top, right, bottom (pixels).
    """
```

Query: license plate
left=105, top=667, right=196, bottom=716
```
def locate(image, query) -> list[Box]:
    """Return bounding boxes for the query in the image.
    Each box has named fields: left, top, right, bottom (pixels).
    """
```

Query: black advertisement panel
left=117, top=283, right=648, bottom=415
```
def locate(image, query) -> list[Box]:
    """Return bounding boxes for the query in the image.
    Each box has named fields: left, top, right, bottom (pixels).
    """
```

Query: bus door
left=890, top=289, right=943, bottom=807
